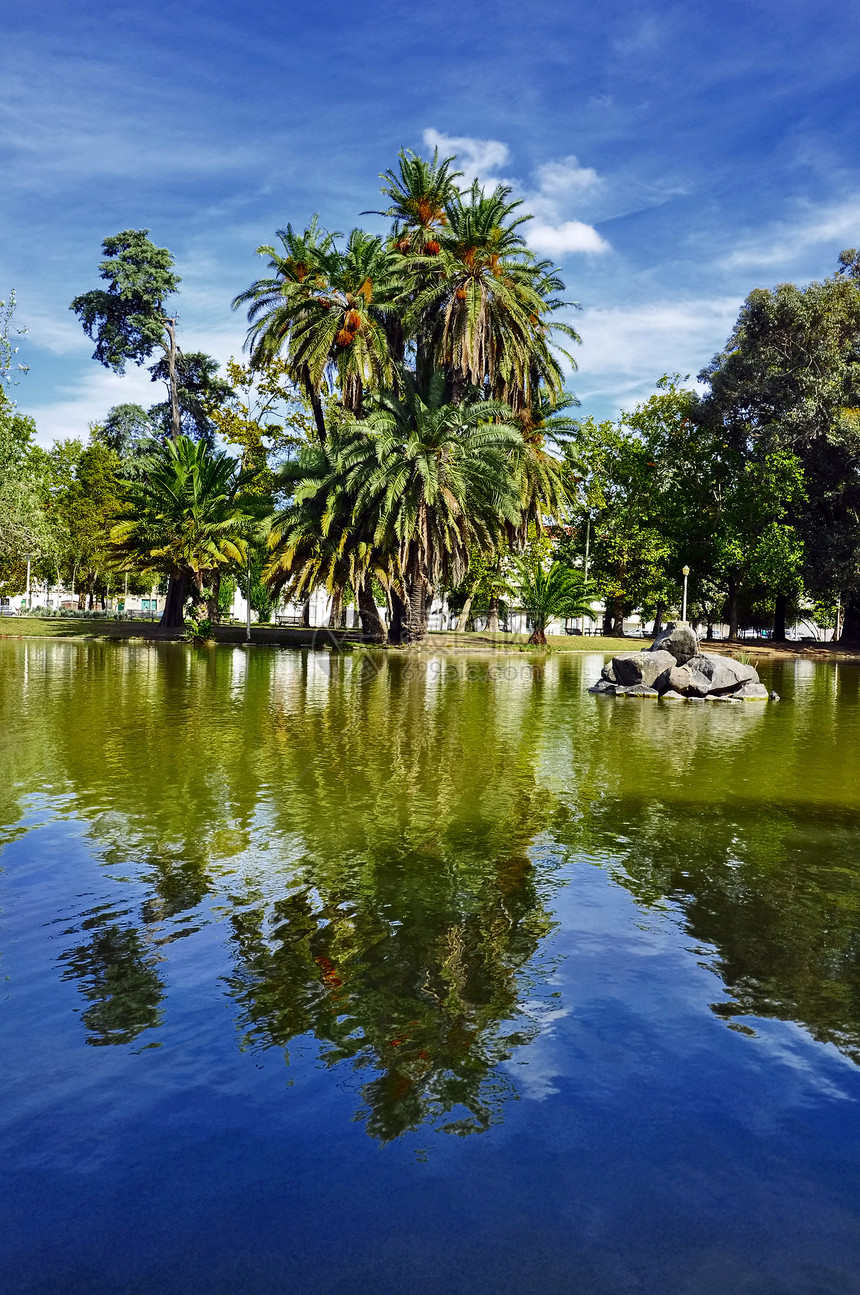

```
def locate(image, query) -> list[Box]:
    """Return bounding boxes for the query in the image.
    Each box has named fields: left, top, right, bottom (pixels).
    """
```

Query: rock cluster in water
left=589, top=622, right=770, bottom=702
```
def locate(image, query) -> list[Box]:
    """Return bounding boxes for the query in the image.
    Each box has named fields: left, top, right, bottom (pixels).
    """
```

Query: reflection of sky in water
left=1, top=640, right=860, bottom=1294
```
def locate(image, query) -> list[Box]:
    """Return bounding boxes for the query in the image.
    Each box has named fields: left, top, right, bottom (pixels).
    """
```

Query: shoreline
left=1, top=617, right=859, bottom=660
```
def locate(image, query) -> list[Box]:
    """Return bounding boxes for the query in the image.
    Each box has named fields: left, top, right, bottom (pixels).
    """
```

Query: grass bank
left=1, top=617, right=858, bottom=659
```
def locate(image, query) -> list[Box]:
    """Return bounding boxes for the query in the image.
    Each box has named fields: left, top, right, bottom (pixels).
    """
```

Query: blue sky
left=4, top=0, right=860, bottom=443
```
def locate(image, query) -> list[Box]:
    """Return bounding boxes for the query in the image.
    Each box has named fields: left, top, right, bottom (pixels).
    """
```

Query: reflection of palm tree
left=222, top=653, right=562, bottom=1141
left=59, top=924, right=164, bottom=1047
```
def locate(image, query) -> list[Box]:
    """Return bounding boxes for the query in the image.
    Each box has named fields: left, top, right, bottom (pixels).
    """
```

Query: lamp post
left=245, top=550, right=252, bottom=644
left=681, top=565, right=690, bottom=623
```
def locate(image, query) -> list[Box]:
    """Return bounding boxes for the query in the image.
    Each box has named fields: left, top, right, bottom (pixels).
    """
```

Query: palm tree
left=341, top=371, right=525, bottom=643
left=511, top=559, right=594, bottom=645
left=374, top=148, right=461, bottom=256
left=110, top=436, right=257, bottom=628
left=233, top=225, right=403, bottom=435
left=265, top=443, right=390, bottom=641
left=405, top=181, right=579, bottom=411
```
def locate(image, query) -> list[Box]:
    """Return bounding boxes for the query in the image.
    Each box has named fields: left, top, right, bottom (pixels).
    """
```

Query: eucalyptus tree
left=110, top=436, right=258, bottom=627
left=699, top=262, right=860, bottom=639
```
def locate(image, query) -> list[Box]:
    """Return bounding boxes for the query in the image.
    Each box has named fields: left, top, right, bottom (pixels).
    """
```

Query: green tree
left=0, top=391, right=47, bottom=594
left=510, top=557, right=593, bottom=644
left=71, top=230, right=184, bottom=441
left=699, top=265, right=860, bottom=640
left=110, top=436, right=257, bottom=627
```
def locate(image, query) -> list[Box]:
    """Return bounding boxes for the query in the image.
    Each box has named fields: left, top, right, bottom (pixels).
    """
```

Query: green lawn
left=0, top=616, right=687, bottom=655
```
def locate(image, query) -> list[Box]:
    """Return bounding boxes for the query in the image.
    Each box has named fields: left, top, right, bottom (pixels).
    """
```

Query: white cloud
left=533, top=156, right=602, bottom=200
left=528, top=220, right=610, bottom=256
left=722, top=196, right=860, bottom=270
left=422, top=128, right=511, bottom=184
left=422, top=131, right=610, bottom=257
left=573, top=297, right=742, bottom=413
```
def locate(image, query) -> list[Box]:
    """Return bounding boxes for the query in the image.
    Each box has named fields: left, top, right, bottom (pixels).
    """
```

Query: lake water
left=1, top=639, right=860, bottom=1294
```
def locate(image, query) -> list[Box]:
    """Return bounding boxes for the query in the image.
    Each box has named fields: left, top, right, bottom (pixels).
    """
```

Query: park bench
left=276, top=614, right=305, bottom=627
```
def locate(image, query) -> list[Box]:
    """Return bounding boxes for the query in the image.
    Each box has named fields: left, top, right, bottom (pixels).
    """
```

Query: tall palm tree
left=405, top=181, right=579, bottom=410
left=511, top=559, right=594, bottom=645
left=110, top=436, right=257, bottom=628
left=233, top=225, right=403, bottom=435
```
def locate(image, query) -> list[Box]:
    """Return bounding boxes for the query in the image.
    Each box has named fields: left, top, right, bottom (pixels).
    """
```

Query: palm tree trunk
left=302, top=597, right=311, bottom=629
left=161, top=573, right=187, bottom=628
left=487, top=595, right=500, bottom=633
left=388, top=590, right=407, bottom=645
left=357, top=578, right=386, bottom=642
left=328, top=588, right=343, bottom=628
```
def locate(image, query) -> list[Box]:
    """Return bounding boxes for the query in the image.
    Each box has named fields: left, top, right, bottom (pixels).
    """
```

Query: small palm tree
left=110, top=436, right=257, bottom=628
left=512, top=559, right=594, bottom=645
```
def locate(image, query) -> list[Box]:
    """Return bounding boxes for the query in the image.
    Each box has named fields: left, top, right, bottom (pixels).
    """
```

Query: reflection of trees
left=553, top=656, right=860, bottom=1061
left=1, top=641, right=563, bottom=1124
left=59, top=922, right=164, bottom=1046
left=224, top=654, right=561, bottom=1141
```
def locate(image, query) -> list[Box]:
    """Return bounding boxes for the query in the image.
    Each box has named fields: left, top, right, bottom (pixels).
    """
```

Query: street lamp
left=681, top=565, right=690, bottom=623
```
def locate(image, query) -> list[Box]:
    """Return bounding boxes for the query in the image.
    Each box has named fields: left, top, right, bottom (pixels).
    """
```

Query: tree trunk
left=357, top=578, right=386, bottom=642
left=456, top=593, right=474, bottom=632
left=528, top=623, right=547, bottom=645
left=402, top=562, right=428, bottom=644
left=652, top=601, right=665, bottom=637
left=164, top=318, right=181, bottom=442
left=388, top=590, right=407, bottom=645
left=487, top=595, right=500, bottom=633
left=207, top=570, right=221, bottom=623
left=328, top=588, right=342, bottom=628
left=611, top=597, right=625, bottom=636
left=773, top=592, right=787, bottom=641
left=602, top=603, right=612, bottom=635
left=161, top=573, right=187, bottom=628
left=839, top=597, right=860, bottom=644
left=309, top=387, right=326, bottom=443
left=301, top=597, right=311, bottom=629
left=727, top=579, right=739, bottom=641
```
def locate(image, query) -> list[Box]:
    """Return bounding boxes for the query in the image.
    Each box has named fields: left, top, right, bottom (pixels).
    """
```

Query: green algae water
left=1, top=638, right=860, bottom=1294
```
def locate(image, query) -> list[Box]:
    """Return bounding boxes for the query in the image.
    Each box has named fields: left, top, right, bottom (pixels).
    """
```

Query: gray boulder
left=649, top=621, right=699, bottom=664
left=621, top=683, right=659, bottom=698
left=654, top=662, right=695, bottom=695
left=612, top=649, right=676, bottom=688
left=588, top=679, right=616, bottom=694
left=734, top=680, right=769, bottom=700
left=660, top=690, right=686, bottom=702
left=686, top=653, right=758, bottom=697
